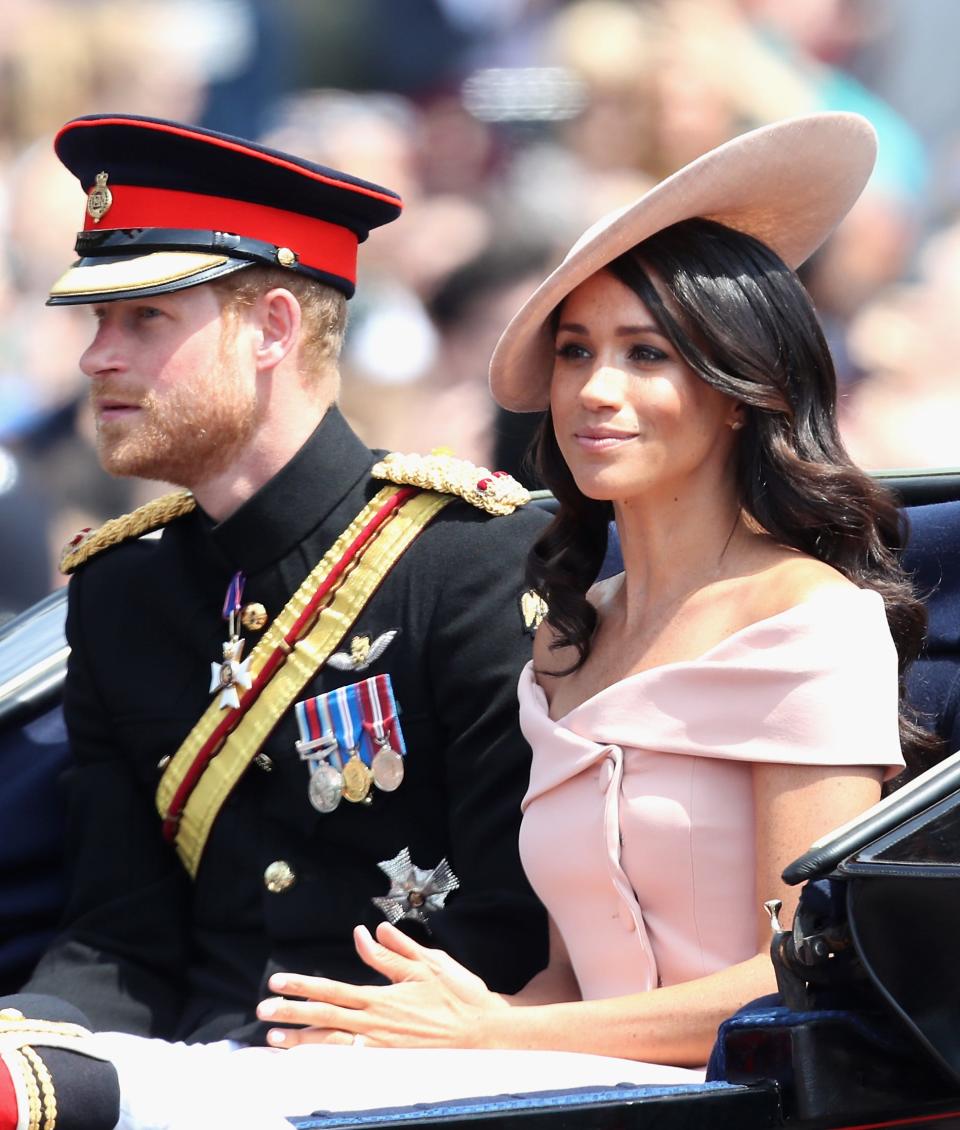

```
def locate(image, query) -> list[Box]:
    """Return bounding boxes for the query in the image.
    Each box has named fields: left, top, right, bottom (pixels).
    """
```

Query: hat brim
left=489, top=112, right=878, bottom=413
left=46, top=251, right=253, bottom=306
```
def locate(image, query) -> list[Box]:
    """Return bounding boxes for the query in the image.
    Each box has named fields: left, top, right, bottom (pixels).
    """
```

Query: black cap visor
left=47, top=227, right=357, bottom=306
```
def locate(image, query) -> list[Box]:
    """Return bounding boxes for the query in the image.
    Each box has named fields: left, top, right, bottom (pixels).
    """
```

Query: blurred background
left=1, top=0, right=958, bottom=620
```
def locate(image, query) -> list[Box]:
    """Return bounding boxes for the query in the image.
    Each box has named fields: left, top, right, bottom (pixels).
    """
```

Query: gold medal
left=341, top=751, right=373, bottom=803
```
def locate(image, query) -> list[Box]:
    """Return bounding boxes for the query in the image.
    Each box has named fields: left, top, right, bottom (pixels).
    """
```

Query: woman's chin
left=570, top=473, right=632, bottom=504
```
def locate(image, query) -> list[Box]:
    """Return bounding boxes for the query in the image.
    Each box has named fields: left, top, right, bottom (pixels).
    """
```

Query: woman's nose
left=579, top=363, right=626, bottom=409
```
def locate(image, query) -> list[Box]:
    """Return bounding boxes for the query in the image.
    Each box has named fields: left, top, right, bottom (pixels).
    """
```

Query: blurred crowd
left=1, top=0, right=959, bottom=622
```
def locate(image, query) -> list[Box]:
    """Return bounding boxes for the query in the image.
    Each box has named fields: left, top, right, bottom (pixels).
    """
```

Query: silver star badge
left=372, top=847, right=459, bottom=928
left=209, top=638, right=253, bottom=710
left=327, top=630, right=397, bottom=671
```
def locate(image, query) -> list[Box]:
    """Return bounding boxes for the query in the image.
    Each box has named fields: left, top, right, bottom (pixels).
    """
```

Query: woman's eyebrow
left=556, top=320, right=666, bottom=336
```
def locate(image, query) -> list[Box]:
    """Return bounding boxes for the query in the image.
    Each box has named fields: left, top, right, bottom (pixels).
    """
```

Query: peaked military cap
left=47, top=114, right=403, bottom=305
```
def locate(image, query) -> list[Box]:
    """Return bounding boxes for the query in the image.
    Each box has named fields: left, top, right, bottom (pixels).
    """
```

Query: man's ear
left=253, top=288, right=302, bottom=372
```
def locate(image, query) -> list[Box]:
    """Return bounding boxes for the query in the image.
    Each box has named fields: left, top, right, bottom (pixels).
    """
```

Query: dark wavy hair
left=528, top=217, right=937, bottom=777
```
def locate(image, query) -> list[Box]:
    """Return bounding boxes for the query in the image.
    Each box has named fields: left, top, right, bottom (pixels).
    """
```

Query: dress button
left=263, top=860, right=296, bottom=893
left=253, top=753, right=274, bottom=772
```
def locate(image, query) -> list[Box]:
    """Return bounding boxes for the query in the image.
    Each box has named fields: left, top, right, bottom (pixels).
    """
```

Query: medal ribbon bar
left=296, top=692, right=342, bottom=814
left=358, top=673, right=406, bottom=754
left=329, top=685, right=363, bottom=764
left=294, top=696, right=338, bottom=765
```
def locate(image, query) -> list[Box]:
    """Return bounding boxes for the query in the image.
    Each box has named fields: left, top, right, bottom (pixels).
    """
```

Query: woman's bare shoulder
left=745, top=546, right=857, bottom=620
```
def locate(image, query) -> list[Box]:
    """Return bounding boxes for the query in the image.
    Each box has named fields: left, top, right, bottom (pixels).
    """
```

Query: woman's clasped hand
left=258, top=922, right=507, bottom=1049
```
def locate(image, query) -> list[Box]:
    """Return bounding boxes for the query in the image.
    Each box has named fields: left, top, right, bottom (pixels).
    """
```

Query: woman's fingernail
left=269, top=974, right=288, bottom=991
left=259, top=998, right=278, bottom=1018
left=268, top=1029, right=287, bottom=1045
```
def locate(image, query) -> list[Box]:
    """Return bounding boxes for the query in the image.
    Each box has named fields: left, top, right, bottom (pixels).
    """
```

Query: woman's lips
left=573, top=429, right=637, bottom=451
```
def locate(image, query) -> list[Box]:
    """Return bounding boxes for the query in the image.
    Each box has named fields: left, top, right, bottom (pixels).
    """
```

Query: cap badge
left=86, top=171, right=113, bottom=224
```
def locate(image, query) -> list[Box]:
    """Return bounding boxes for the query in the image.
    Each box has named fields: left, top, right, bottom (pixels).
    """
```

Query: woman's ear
left=253, top=287, right=302, bottom=371
left=728, top=403, right=746, bottom=431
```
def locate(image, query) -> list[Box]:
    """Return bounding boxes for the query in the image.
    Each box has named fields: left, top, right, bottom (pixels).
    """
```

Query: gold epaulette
left=371, top=451, right=530, bottom=516
left=59, top=490, right=196, bottom=575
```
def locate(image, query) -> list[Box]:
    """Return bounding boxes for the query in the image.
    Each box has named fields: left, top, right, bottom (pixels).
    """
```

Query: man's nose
left=79, top=324, right=125, bottom=379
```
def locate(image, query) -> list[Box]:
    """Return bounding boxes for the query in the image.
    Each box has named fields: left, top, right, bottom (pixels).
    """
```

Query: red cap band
left=84, top=184, right=359, bottom=284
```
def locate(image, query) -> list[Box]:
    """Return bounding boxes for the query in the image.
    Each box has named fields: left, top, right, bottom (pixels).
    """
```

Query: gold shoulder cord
left=60, top=490, right=196, bottom=574
left=8, top=1047, right=41, bottom=1130
left=20, top=1047, right=55, bottom=1130
left=372, top=451, right=529, bottom=515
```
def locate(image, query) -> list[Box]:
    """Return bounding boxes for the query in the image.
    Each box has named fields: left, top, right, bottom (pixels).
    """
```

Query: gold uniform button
left=264, top=860, right=296, bottom=893
left=241, top=602, right=268, bottom=631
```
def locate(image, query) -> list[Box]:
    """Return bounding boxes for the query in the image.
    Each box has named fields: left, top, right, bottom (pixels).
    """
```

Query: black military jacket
left=25, top=409, right=549, bottom=1042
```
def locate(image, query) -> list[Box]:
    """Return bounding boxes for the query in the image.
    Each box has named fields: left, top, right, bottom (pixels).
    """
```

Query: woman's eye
left=555, top=341, right=590, bottom=360
left=629, top=344, right=667, bottom=363
left=137, top=306, right=163, bottom=320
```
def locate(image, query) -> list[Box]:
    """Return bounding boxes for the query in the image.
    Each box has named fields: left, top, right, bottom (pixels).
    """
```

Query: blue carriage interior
left=3, top=489, right=960, bottom=1128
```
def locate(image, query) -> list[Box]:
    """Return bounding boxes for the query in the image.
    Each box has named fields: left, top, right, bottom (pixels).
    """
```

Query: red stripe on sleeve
left=0, top=1055, right=20, bottom=1130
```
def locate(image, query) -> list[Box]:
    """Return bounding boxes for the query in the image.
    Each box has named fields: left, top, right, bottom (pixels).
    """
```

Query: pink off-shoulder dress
left=518, top=586, right=905, bottom=1000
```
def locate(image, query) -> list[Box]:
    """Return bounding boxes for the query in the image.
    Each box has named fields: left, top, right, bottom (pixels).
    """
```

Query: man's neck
left=192, top=403, right=329, bottom=522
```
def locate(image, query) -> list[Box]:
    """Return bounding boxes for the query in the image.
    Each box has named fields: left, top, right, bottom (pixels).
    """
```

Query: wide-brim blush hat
left=489, top=112, right=877, bottom=412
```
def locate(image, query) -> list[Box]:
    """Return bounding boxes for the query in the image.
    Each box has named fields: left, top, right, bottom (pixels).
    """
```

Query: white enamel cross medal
left=210, top=637, right=253, bottom=710
left=210, top=571, right=253, bottom=710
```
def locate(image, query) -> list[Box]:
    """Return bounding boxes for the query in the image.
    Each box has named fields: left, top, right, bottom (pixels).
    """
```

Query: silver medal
left=308, top=762, right=343, bottom=813
left=372, top=745, right=404, bottom=791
